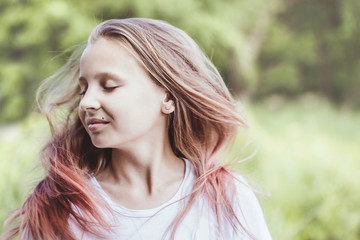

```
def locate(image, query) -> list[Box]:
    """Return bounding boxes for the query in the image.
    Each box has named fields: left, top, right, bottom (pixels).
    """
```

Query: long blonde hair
left=2, top=18, right=250, bottom=239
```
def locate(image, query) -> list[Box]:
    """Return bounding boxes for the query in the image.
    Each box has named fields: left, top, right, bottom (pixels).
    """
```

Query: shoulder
left=229, top=172, right=272, bottom=240
left=184, top=159, right=272, bottom=239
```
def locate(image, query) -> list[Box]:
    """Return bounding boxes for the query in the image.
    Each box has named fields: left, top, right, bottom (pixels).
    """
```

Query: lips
left=86, top=118, right=109, bottom=132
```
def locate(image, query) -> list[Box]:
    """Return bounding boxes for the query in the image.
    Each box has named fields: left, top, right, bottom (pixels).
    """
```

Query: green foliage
left=0, top=114, right=47, bottom=231
left=258, top=0, right=360, bottom=105
left=262, top=63, right=300, bottom=94
left=242, top=96, right=360, bottom=240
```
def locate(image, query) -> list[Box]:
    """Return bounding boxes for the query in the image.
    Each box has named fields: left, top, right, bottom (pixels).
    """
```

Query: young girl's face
left=78, top=37, right=167, bottom=149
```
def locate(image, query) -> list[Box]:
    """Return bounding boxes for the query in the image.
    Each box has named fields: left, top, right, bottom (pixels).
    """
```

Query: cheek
left=136, top=90, right=161, bottom=113
left=106, top=86, right=163, bottom=123
left=112, top=95, right=159, bottom=124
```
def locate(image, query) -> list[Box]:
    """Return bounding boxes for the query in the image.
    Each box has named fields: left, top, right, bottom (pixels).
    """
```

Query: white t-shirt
left=71, top=159, right=272, bottom=240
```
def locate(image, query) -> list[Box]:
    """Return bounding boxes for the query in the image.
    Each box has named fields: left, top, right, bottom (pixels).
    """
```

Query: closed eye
left=103, top=86, right=118, bottom=92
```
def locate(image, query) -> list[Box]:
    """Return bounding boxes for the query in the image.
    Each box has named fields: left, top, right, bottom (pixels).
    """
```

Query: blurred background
left=0, top=0, right=359, bottom=239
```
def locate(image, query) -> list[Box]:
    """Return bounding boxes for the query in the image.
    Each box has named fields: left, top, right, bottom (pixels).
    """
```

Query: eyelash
left=79, top=86, right=117, bottom=96
left=103, top=86, right=117, bottom=91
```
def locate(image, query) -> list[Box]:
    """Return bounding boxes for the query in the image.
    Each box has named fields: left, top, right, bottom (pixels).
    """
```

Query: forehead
left=79, top=38, right=143, bottom=76
left=78, top=37, right=163, bottom=91
left=81, top=38, right=133, bottom=63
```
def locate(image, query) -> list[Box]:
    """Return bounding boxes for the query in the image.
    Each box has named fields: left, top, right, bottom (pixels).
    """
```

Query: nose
left=79, top=88, right=101, bottom=112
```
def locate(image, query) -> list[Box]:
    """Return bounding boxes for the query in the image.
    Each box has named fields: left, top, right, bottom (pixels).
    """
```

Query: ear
left=162, top=93, right=175, bottom=114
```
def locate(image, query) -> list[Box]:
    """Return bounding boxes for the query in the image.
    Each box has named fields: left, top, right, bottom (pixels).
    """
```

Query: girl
left=3, top=18, right=271, bottom=239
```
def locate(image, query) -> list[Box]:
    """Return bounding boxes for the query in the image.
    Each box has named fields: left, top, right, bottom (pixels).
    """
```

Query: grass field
left=243, top=96, right=360, bottom=239
left=1, top=96, right=359, bottom=239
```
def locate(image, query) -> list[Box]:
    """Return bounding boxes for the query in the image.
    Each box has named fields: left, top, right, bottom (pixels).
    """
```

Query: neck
left=100, top=139, right=184, bottom=195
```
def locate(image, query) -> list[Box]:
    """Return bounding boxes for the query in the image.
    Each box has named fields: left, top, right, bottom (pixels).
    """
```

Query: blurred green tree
left=258, top=0, right=360, bottom=106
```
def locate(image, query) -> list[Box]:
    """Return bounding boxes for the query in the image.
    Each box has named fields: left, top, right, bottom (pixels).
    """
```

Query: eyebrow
left=78, top=72, right=124, bottom=83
